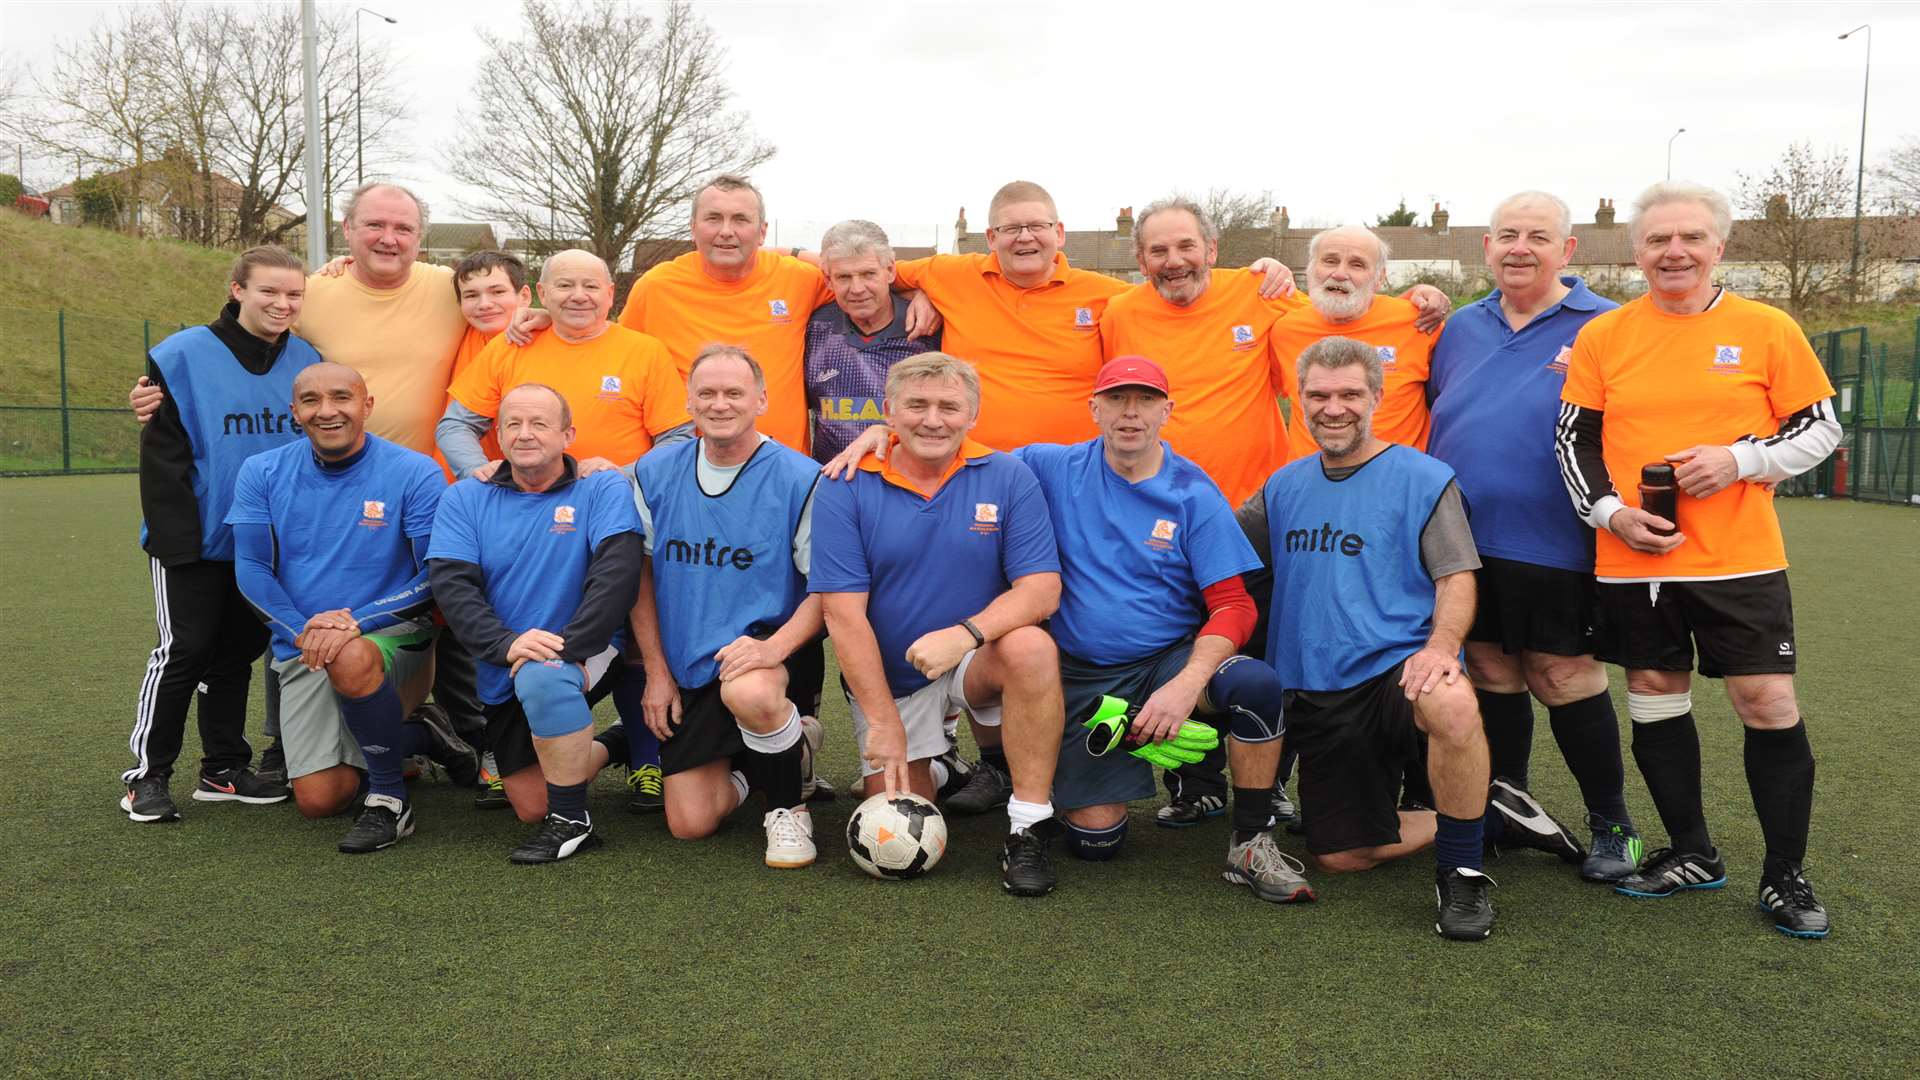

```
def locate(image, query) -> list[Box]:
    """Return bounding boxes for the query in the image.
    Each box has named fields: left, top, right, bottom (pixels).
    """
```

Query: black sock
left=1548, top=691, right=1632, bottom=825
left=978, top=745, right=1009, bottom=774
left=594, top=724, right=630, bottom=765
left=1631, top=713, right=1711, bottom=854
left=1277, top=746, right=1298, bottom=787
left=1477, top=689, right=1534, bottom=789
left=740, top=743, right=805, bottom=811
left=1231, top=785, right=1273, bottom=843
left=1744, top=721, right=1815, bottom=879
left=546, top=780, right=589, bottom=822
left=1400, top=737, right=1433, bottom=809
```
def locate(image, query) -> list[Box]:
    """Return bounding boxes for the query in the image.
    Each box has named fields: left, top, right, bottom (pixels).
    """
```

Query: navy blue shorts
left=1053, top=639, right=1193, bottom=811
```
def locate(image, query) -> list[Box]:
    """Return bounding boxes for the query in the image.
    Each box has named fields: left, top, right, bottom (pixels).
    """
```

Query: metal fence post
left=58, top=309, right=71, bottom=471
left=143, top=319, right=151, bottom=354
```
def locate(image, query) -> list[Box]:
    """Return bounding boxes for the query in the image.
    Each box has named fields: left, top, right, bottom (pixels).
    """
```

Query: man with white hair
left=1426, top=191, right=1636, bottom=882
left=1556, top=181, right=1840, bottom=937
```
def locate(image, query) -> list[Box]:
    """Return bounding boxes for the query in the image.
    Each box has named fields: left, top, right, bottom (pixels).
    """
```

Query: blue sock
left=338, top=678, right=411, bottom=800
left=1435, top=811, right=1485, bottom=872
left=609, top=668, right=660, bottom=767
left=547, top=780, right=589, bottom=823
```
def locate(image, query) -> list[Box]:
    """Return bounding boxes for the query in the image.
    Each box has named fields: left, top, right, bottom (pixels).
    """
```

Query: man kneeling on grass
left=229, top=362, right=478, bottom=852
left=428, top=383, right=644, bottom=864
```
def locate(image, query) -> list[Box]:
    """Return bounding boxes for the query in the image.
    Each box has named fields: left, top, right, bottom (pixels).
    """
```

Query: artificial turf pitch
left=2, top=476, right=1916, bottom=1078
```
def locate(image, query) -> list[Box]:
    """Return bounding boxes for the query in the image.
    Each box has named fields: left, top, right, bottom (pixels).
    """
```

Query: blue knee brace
left=1208, top=655, right=1285, bottom=743
left=1062, top=818, right=1128, bottom=861
left=515, top=660, right=593, bottom=738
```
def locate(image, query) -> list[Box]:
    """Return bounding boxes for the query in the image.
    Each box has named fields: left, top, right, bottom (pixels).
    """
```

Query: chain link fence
left=0, top=307, right=188, bottom=475
left=1780, top=318, right=1920, bottom=506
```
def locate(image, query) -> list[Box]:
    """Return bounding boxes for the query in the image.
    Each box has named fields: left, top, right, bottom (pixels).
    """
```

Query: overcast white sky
left=6, top=0, right=1919, bottom=252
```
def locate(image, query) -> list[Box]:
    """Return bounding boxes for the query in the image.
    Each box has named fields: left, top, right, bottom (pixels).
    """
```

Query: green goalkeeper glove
left=1081, top=694, right=1219, bottom=768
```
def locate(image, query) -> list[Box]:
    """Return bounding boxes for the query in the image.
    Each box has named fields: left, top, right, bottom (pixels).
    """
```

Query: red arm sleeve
left=1198, top=575, right=1257, bottom=651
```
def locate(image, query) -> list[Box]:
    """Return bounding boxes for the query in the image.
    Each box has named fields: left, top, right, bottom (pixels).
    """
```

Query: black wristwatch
left=959, top=618, right=986, bottom=648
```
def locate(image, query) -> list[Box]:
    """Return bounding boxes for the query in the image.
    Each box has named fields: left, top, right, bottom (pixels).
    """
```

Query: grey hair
left=688, top=343, right=766, bottom=391
left=1134, top=196, right=1217, bottom=255
left=1297, top=336, right=1384, bottom=397
left=885, top=352, right=980, bottom=414
left=1630, top=181, right=1733, bottom=245
left=1489, top=191, right=1573, bottom=239
left=693, top=172, right=765, bottom=223
left=1306, top=226, right=1391, bottom=269
left=501, top=382, right=571, bottom=429
left=343, top=182, right=429, bottom=231
left=819, top=219, right=895, bottom=265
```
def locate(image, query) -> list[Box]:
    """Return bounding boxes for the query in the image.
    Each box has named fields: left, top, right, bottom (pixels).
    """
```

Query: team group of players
left=119, top=173, right=1839, bottom=941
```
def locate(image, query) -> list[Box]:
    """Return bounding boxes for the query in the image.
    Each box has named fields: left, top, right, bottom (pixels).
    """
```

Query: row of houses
left=953, top=202, right=1920, bottom=298
left=27, top=163, right=1920, bottom=298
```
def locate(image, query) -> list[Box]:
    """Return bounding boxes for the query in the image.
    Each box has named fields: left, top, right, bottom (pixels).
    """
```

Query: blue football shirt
left=427, top=468, right=640, bottom=704
left=1016, top=439, right=1260, bottom=666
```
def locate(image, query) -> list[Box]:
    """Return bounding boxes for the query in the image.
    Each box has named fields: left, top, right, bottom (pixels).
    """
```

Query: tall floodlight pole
left=1839, top=24, right=1871, bottom=301
left=356, top=8, right=398, bottom=188
left=302, top=0, right=326, bottom=265
left=1666, top=128, right=1686, bottom=180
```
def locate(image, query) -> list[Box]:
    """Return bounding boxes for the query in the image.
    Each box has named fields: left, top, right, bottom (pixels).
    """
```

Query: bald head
left=292, top=361, right=366, bottom=398
left=538, top=249, right=615, bottom=336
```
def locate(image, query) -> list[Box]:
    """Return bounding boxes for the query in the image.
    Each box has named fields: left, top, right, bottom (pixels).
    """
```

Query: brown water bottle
left=1640, top=463, right=1678, bottom=537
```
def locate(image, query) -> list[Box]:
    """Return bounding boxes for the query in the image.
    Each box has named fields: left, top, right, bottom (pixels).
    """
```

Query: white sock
left=739, top=705, right=803, bottom=753
left=729, top=769, right=750, bottom=811
left=1008, top=796, right=1053, bottom=835
left=931, top=759, right=951, bottom=791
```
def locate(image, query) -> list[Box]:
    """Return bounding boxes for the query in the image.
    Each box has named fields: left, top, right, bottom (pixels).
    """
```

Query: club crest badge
left=600, top=375, right=622, bottom=393
left=1376, top=346, right=1397, bottom=365
left=1151, top=519, right=1177, bottom=541
left=1074, top=307, right=1094, bottom=328
left=1231, top=324, right=1255, bottom=347
left=1713, top=345, right=1742, bottom=367
left=770, top=299, right=789, bottom=318
left=975, top=503, right=998, bottom=524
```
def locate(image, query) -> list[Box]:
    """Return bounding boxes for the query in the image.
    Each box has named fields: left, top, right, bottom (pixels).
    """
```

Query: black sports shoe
left=1581, top=814, right=1644, bottom=883
left=120, top=775, right=181, bottom=823
left=1269, top=783, right=1298, bottom=825
left=1001, top=823, right=1057, bottom=897
left=410, top=704, right=481, bottom=789
left=509, top=813, right=602, bottom=864
left=1758, top=868, right=1830, bottom=938
left=934, top=748, right=976, bottom=804
left=192, top=766, right=290, bottom=805
left=1615, top=846, right=1728, bottom=898
left=338, top=794, right=415, bottom=854
left=1155, top=792, right=1226, bottom=829
left=945, top=759, right=1012, bottom=815
left=1434, top=867, right=1496, bottom=941
left=1487, top=779, right=1585, bottom=864
left=256, top=741, right=288, bottom=785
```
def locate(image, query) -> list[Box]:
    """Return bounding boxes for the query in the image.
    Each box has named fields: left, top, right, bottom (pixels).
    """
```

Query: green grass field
left=2, top=477, right=1917, bottom=1077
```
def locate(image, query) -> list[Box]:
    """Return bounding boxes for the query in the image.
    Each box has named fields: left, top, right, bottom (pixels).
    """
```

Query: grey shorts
left=272, top=624, right=436, bottom=779
left=1054, top=640, right=1194, bottom=811
left=847, top=650, right=1000, bottom=777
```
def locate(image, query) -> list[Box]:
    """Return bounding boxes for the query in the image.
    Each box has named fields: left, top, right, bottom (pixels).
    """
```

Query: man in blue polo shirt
left=1014, top=355, right=1311, bottom=902
left=1427, top=191, right=1637, bottom=882
left=810, top=353, right=1070, bottom=896
left=228, top=362, right=478, bottom=852
left=631, top=345, right=825, bottom=869
left=428, top=382, right=644, bottom=864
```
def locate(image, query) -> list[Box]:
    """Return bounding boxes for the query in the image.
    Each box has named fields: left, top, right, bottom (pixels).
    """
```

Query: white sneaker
left=764, top=806, right=816, bottom=869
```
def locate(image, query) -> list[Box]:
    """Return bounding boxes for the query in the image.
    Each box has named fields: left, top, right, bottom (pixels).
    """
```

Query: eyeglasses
left=988, top=221, right=1056, bottom=238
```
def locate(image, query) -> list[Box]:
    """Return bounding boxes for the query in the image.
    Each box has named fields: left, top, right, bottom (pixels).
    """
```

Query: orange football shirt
left=616, top=250, right=828, bottom=452
left=1100, top=268, right=1308, bottom=506
left=1271, top=294, right=1434, bottom=459
left=1562, top=292, right=1834, bottom=580
left=892, top=252, right=1127, bottom=450
left=436, top=325, right=501, bottom=478
left=449, top=323, right=689, bottom=467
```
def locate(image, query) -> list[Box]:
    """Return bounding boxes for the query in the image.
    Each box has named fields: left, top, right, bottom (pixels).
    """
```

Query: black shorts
left=658, top=680, right=746, bottom=777
left=1283, top=662, right=1421, bottom=856
left=484, top=698, right=540, bottom=779
left=1468, top=556, right=1598, bottom=657
left=1595, top=572, right=1797, bottom=677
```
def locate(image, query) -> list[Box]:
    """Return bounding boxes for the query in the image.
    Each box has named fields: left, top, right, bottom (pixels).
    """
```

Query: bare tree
left=1733, top=141, right=1883, bottom=314
left=31, top=7, right=166, bottom=233
left=446, top=0, right=774, bottom=272
left=1200, top=187, right=1274, bottom=233
left=1876, top=135, right=1920, bottom=216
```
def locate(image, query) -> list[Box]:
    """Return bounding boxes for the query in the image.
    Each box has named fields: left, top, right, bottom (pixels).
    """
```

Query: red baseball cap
left=1093, top=355, right=1170, bottom=396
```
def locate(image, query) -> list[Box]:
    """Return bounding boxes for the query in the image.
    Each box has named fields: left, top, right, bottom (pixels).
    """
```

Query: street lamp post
left=355, top=8, right=398, bottom=188
left=1666, top=127, right=1686, bottom=180
left=1840, top=24, right=1871, bottom=302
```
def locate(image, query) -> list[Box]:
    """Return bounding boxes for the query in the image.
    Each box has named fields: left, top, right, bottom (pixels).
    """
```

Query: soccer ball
left=846, top=792, right=948, bottom=880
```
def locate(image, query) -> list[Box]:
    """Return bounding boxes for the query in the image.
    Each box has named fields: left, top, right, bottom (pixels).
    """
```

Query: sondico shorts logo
left=1231, top=324, right=1255, bottom=349
left=970, top=502, right=1000, bottom=535
left=359, top=501, right=388, bottom=529
left=1147, top=518, right=1178, bottom=551
left=551, top=504, right=576, bottom=535
left=1712, top=345, right=1743, bottom=371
